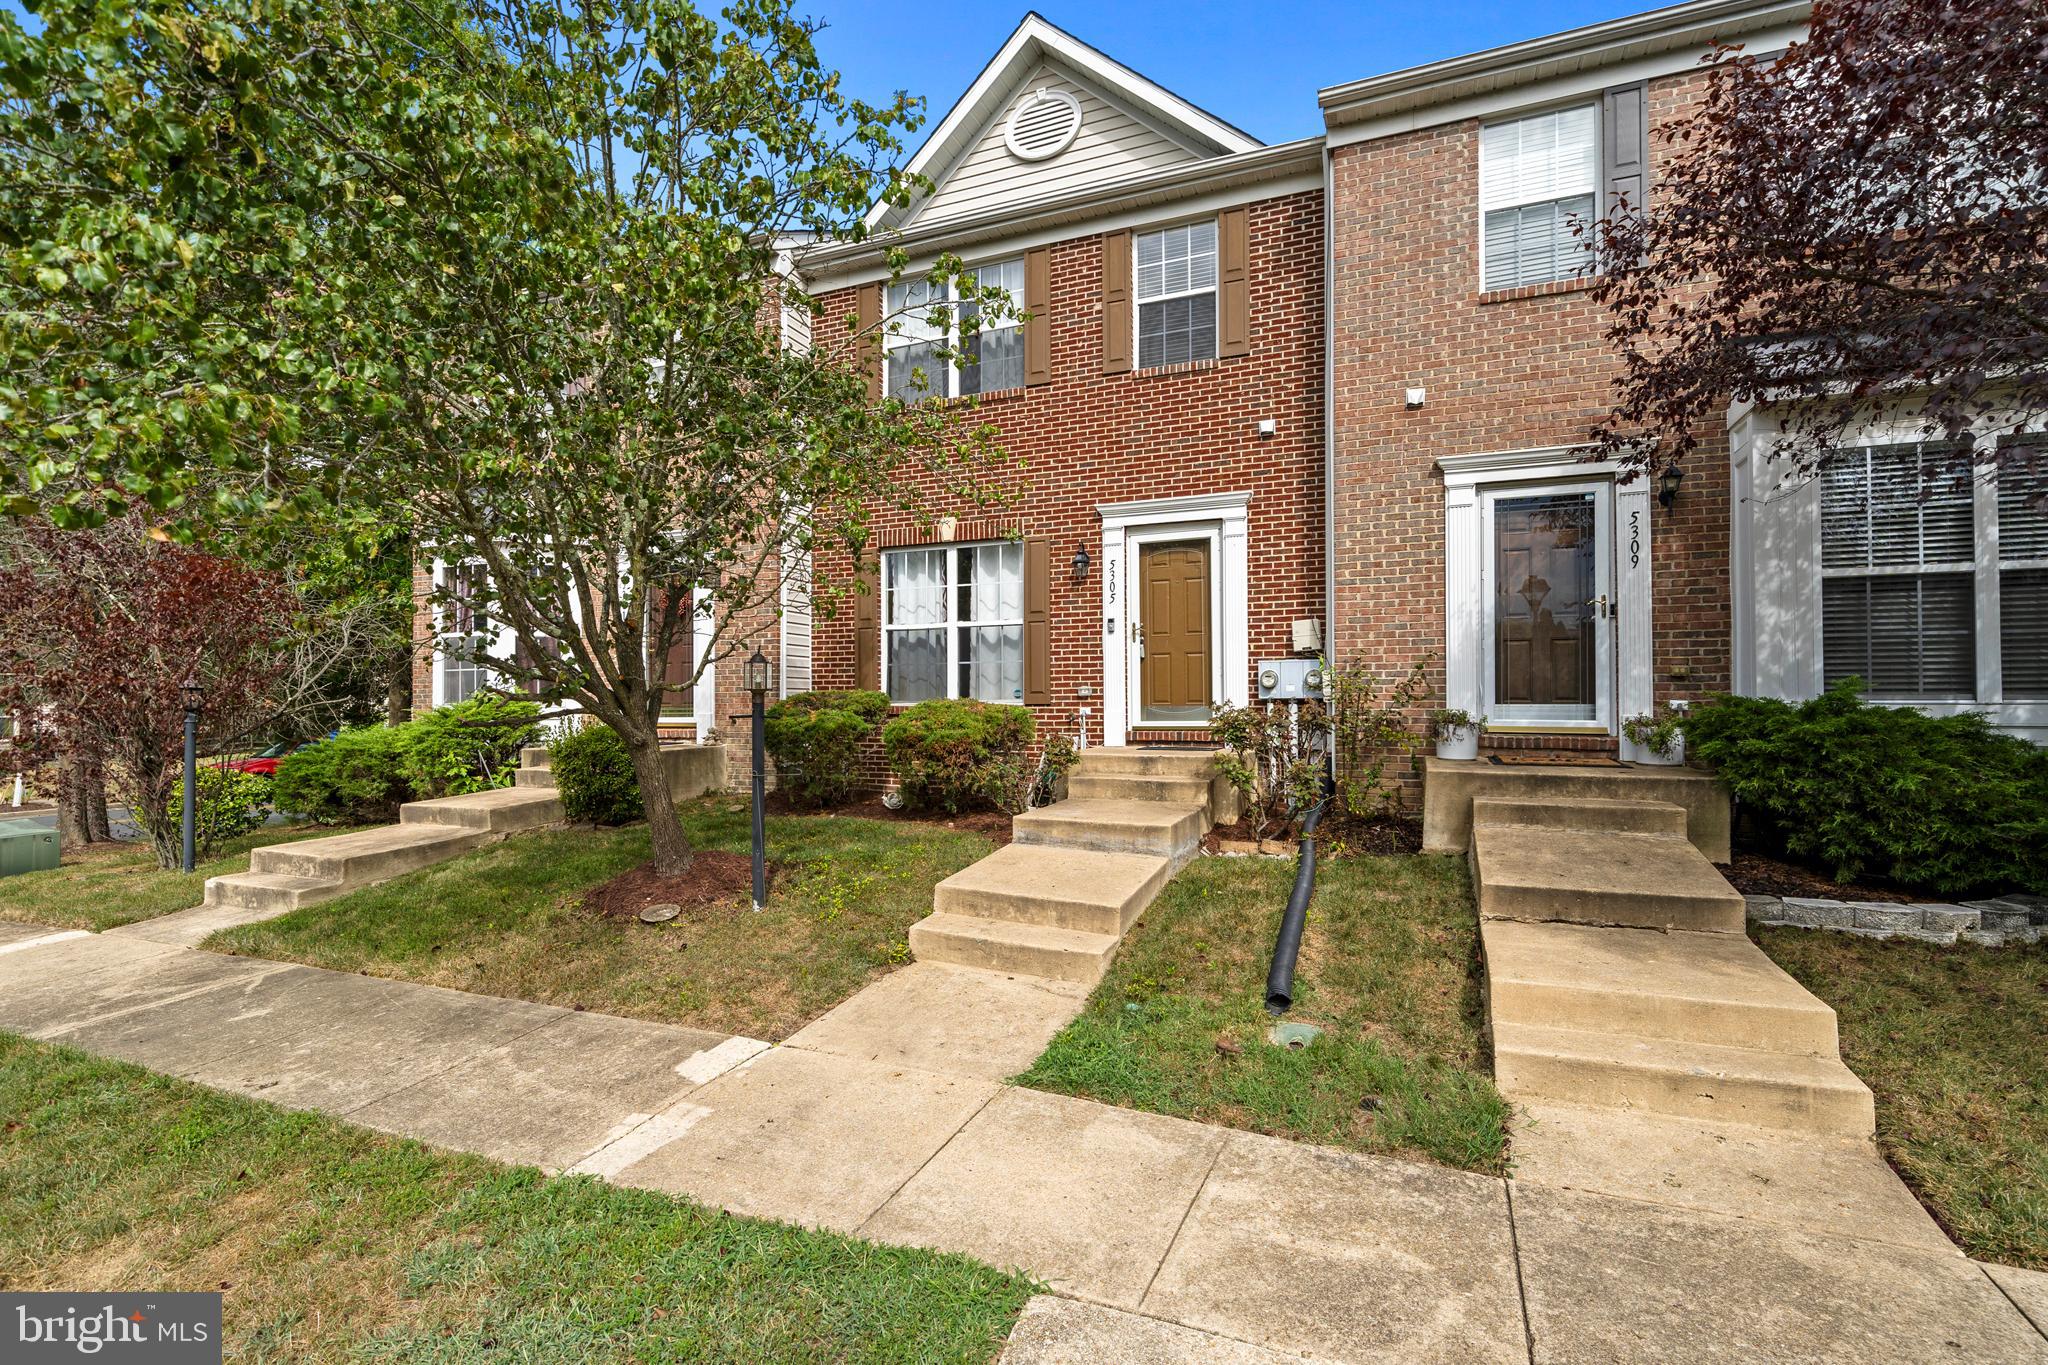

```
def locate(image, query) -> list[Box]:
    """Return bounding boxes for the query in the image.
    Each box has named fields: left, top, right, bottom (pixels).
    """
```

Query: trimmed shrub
left=273, top=725, right=414, bottom=824
left=548, top=724, right=643, bottom=826
left=764, top=690, right=891, bottom=807
left=1682, top=682, right=2048, bottom=896
left=400, top=694, right=541, bottom=799
left=161, top=766, right=272, bottom=856
left=882, top=699, right=1035, bottom=813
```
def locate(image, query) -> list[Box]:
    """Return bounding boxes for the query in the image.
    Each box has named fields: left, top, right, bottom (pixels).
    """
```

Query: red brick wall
left=806, top=187, right=1326, bottom=771
left=1328, top=70, right=1731, bottom=734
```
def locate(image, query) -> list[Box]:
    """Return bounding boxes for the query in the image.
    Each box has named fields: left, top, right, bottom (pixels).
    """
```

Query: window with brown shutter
left=854, top=560, right=881, bottom=691
left=1101, top=231, right=1132, bottom=374
left=1602, top=81, right=1649, bottom=265
left=1218, top=205, right=1249, bottom=358
left=1025, top=246, right=1052, bottom=385
left=855, top=281, right=882, bottom=401
left=650, top=587, right=696, bottom=716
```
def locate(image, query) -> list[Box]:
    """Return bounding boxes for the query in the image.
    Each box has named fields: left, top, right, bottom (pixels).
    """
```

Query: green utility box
left=0, top=824, right=59, bottom=877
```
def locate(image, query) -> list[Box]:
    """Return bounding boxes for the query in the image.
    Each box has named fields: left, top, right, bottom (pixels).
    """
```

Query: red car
left=225, top=739, right=316, bottom=777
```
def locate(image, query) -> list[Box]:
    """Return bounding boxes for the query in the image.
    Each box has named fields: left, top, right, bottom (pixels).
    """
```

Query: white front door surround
left=1099, top=491, right=1251, bottom=746
left=1440, top=448, right=1656, bottom=756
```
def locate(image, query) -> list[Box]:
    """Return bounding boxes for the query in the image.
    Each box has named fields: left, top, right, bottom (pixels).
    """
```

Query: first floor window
left=647, top=585, right=697, bottom=716
left=882, top=541, right=1024, bottom=703
left=440, top=560, right=490, bottom=704
left=1480, top=103, right=1598, bottom=291
left=1135, top=220, right=1217, bottom=368
left=1819, top=444, right=2048, bottom=699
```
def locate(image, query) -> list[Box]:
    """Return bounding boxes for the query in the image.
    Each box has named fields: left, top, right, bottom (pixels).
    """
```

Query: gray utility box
left=1256, top=659, right=1324, bottom=701
left=0, top=823, right=59, bottom=877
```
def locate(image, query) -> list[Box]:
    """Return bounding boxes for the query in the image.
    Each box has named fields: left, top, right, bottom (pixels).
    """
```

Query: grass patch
left=1755, top=926, right=2048, bottom=1268
left=0, top=1032, right=1031, bottom=1361
left=1017, top=854, right=1508, bottom=1174
left=211, top=798, right=992, bottom=1040
left=0, top=826, right=353, bottom=932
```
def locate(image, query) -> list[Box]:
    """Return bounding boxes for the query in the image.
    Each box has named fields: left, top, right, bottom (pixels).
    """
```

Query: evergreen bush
left=763, top=690, right=890, bottom=807
left=273, top=724, right=414, bottom=824
left=881, top=699, right=1035, bottom=813
left=548, top=724, right=643, bottom=825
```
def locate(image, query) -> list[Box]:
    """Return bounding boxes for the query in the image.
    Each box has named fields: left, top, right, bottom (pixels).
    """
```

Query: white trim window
left=884, top=258, right=1025, bottom=402
left=882, top=541, right=1024, bottom=704
left=1135, top=220, right=1217, bottom=368
left=1480, top=104, right=1598, bottom=292
left=1997, top=460, right=2048, bottom=699
left=437, top=559, right=492, bottom=706
left=1818, top=445, right=2048, bottom=703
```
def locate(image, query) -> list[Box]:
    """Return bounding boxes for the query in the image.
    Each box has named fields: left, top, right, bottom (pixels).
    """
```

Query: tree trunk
left=619, top=719, right=693, bottom=875
left=85, top=758, right=111, bottom=842
left=387, top=651, right=413, bottom=726
left=56, top=755, right=91, bottom=847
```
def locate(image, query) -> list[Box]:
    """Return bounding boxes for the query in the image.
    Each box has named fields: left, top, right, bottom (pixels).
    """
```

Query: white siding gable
left=906, top=60, right=1210, bottom=230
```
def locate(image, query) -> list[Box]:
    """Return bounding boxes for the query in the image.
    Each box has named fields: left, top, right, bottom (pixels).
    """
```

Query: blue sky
left=810, top=2, right=1652, bottom=144
left=2, top=0, right=1650, bottom=143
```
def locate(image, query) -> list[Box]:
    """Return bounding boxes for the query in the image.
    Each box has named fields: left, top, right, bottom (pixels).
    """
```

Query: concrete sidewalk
left=2, top=925, right=2043, bottom=1363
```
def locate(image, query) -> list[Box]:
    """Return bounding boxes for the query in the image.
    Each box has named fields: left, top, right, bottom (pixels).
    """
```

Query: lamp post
left=743, top=648, right=772, bottom=911
left=179, top=677, right=204, bottom=873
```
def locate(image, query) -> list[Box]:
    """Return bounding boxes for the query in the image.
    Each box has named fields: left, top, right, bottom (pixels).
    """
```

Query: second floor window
left=1480, top=104, right=1598, bottom=292
left=885, top=259, right=1025, bottom=402
left=1135, top=220, right=1217, bottom=368
left=883, top=541, right=1024, bottom=704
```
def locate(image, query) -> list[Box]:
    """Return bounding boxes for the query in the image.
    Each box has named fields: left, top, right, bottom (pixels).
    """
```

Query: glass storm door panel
left=1487, top=488, right=1608, bottom=724
left=1137, top=540, right=1213, bottom=725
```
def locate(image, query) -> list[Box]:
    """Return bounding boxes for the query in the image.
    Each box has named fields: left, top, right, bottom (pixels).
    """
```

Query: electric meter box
left=1255, top=658, right=1324, bottom=700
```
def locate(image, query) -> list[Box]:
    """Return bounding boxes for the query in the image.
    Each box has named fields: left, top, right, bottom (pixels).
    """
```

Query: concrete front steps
left=1468, top=788, right=1874, bottom=1139
left=203, top=757, right=566, bottom=916
left=908, top=749, right=1222, bottom=985
left=1473, top=819, right=1746, bottom=933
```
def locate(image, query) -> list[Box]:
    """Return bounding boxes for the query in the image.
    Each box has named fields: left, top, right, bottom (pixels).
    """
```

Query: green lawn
left=1756, top=926, right=2048, bottom=1269
left=0, top=826, right=354, bottom=932
left=211, top=799, right=992, bottom=1040
left=1018, top=853, right=1509, bottom=1174
left=0, top=1033, right=1032, bottom=1362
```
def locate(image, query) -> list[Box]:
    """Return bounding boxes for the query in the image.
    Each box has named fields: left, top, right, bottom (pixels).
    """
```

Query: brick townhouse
left=417, top=0, right=2046, bottom=769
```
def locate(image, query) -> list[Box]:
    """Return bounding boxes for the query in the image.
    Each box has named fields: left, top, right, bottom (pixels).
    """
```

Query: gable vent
left=1003, top=88, right=1083, bottom=162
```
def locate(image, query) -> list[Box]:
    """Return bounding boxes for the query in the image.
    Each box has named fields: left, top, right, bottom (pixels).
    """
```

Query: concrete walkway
left=2, top=924, right=2043, bottom=1363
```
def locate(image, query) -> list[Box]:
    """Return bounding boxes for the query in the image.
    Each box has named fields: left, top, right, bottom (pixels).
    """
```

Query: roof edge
left=1319, top=0, right=1810, bottom=126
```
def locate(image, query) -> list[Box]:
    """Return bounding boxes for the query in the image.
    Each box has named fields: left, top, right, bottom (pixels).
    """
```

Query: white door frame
left=1440, top=448, right=1654, bottom=748
left=1478, top=479, right=1614, bottom=731
left=1099, top=491, right=1251, bottom=746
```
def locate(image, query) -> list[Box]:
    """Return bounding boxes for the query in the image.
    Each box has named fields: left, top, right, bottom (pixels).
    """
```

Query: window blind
left=1480, top=105, right=1598, bottom=291
left=1999, top=461, right=2048, bottom=696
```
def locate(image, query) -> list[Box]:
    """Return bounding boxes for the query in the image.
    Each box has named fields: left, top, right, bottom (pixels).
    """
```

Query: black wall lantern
left=1071, top=544, right=1091, bottom=580
left=1656, top=461, right=1686, bottom=510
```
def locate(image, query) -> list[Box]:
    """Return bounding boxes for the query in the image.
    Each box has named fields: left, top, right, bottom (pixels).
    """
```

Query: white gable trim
left=867, top=14, right=1260, bottom=232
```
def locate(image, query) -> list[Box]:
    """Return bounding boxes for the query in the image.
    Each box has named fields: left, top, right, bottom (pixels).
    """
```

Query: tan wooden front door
left=1137, top=540, right=1212, bottom=725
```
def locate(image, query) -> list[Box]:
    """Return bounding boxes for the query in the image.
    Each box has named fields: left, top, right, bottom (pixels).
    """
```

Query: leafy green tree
left=2, top=0, right=1015, bottom=873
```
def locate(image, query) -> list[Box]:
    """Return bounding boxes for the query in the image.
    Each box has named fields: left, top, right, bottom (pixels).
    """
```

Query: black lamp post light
left=1657, top=461, right=1686, bottom=510
left=180, top=676, right=204, bottom=873
left=744, top=648, right=773, bottom=912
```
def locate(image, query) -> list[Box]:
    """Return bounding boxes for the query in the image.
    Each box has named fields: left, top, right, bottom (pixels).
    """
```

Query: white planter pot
left=1435, top=729, right=1480, bottom=761
left=1625, top=734, right=1685, bottom=765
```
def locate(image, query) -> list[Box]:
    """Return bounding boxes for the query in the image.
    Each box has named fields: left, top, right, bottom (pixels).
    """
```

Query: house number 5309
left=1628, top=510, right=1642, bottom=569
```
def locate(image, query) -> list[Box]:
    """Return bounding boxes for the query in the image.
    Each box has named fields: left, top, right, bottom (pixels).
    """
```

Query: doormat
left=1486, top=753, right=1625, bottom=767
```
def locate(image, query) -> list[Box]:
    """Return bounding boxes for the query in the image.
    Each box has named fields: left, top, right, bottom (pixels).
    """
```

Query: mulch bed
left=582, top=850, right=772, bottom=921
left=1201, top=811, right=1424, bottom=859
left=760, top=791, right=1013, bottom=846
left=1721, top=850, right=1915, bottom=904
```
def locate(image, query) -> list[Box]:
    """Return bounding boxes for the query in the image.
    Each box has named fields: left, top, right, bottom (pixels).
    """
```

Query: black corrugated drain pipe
left=1264, top=767, right=1334, bottom=1016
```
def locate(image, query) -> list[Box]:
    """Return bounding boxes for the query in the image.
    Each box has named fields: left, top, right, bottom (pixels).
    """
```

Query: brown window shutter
left=1218, top=206, right=1250, bottom=358
left=1100, top=231, right=1132, bottom=375
left=1024, top=246, right=1052, bottom=386
left=854, top=559, right=881, bottom=691
left=1023, top=536, right=1051, bottom=705
left=1602, top=82, right=1648, bottom=263
left=855, top=282, right=882, bottom=401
